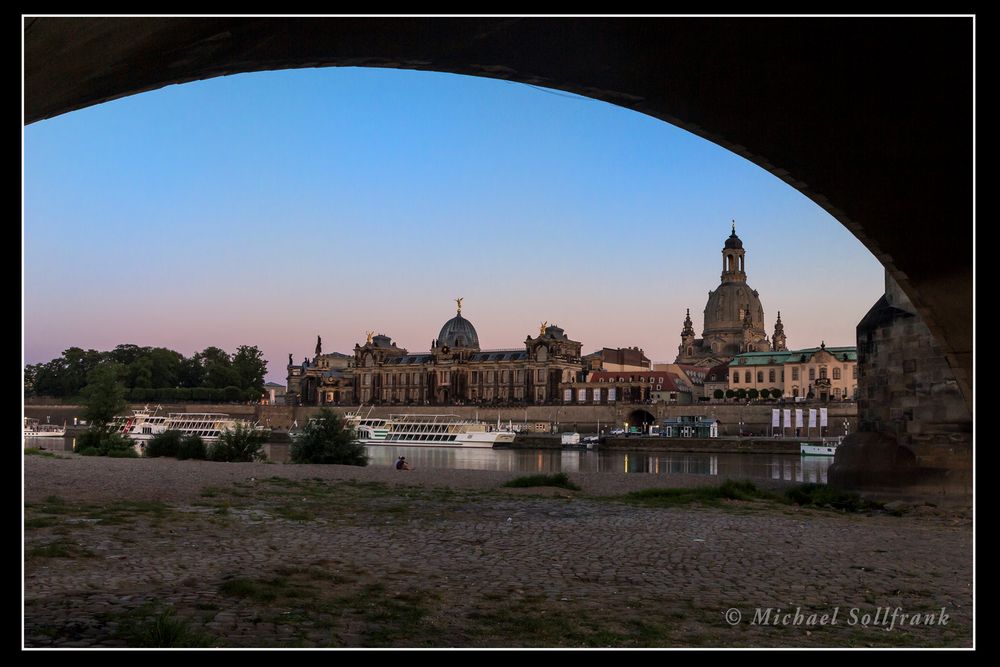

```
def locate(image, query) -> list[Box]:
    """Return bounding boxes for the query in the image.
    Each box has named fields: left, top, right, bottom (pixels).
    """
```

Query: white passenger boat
left=800, top=440, right=840, bottom=456
left=23, top=417, right=66, bottom=438
left=347, top=412, right=516, bottom=448
left=113, top=407, right=265, bottom=442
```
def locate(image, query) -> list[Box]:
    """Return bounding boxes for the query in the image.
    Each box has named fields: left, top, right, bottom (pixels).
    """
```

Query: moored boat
left=800, top=440, right=840, bottom=456
left=24, top=417, right=66, bottom=438
left=347, top=412, right=516, bottom=448
left=113, top=408, right=266, bottom=443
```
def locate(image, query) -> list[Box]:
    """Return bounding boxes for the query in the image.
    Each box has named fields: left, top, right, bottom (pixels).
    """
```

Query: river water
left=26, top=436, right=832, bottom=484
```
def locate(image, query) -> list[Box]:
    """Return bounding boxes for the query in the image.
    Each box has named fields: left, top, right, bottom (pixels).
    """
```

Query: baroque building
left=728, top=342, right=858, bottom=400
left=676, top=224, right=787, bottom=366
left=287, top=301, right=584, bottom=406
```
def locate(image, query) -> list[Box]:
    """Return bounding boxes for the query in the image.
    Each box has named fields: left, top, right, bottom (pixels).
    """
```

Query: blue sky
left=24, top=67, right=884, bottom=382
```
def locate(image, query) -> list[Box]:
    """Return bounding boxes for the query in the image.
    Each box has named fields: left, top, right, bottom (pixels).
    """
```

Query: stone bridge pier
left=829, top=273, right=972, bottom=501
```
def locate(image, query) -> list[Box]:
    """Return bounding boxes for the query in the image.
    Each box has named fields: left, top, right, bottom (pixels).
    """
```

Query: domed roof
left=724, top=228, right=744, bottom=249
left=437, top=312, right=480, bottom=349
left=704, top=283, right=764, bottom=335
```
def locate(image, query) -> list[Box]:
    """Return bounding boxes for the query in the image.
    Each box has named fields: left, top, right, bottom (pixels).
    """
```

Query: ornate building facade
left=728, top=343, right=858, bottom=400
left=287, top=302, right=584, bottom=406
left=676, top=224, right=787, bottom=367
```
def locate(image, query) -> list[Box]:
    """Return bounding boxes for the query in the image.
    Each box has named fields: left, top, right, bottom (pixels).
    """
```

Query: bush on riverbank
left=290, top=409, right=367, bottom=466
left=75, top=429, right=138, bottom=458
left=146, top=430, right=183, bottom=458
left=208, top=423, right=268, bottom=463
left=176, top=435, right=207, bottom=460
left=145, top=431, right=206, bottom=460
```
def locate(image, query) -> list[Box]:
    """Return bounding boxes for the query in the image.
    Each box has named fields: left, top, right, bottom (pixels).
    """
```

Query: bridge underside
left=24, top=18, right=972, bottom=494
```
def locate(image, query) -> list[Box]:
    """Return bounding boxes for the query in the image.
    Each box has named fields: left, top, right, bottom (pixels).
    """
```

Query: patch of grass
left=30, top=495, right=77, bottom=515
left=623, top=480, right=780, bottom=508
left=784, top=484, right=885, bottom=512
left=219, top=576, right=316, bottom=603
left=24, top=516, right=59, bottom=529
left=86, top=500, right=172, bottom=526
left=26, top=538, right=94, bottom=560
left=24, top=448, right=56, bottom=457
left=463, top=596, right=650, bottom=647
left=114, top=605, right=215, bottom=648
left=274, top=505, right=315, bottom=521
left=329, top=583, right=440, bottom=647
left=274, top=566, right=350, bottom=584
left=502, top=473, right=581, bottom=491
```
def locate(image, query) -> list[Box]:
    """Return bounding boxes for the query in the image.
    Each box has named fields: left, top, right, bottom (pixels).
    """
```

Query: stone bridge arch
left=24, top=17, right=971, bottom=407
left=627, top=409, right=656, bottom=431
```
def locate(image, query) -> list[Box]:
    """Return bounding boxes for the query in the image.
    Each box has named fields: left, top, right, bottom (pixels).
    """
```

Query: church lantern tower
left=772, top=311, right=788, bottom=351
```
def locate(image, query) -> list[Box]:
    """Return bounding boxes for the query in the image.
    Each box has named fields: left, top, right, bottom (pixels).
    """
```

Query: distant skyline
left=24, top=67, right=884, bottom=383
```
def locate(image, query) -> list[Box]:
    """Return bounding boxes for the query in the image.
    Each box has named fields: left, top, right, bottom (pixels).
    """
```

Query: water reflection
left=26, top=437, right=831, bottom=484
left=364, top=446, right=831, bottom=483
left=24, top=435, right=74, bottom=452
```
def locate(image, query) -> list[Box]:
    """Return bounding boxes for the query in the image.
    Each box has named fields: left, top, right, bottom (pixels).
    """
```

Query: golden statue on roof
left=456, top=297, right=463, bottom=314
left=540, top=321, right=548, bottom=336
left=366, top=331, right=374, bottom=344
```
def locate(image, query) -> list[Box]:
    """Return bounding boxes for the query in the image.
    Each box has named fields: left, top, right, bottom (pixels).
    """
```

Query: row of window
left=733, top=370, right=785, bottom=384
left=381, top=434, right=459, bottom=442
left=471, top=370, right=525, bottom=383
left=365, top=369, right=565, bottom=385
left=733, top=366, right=857, bottom=384
left=470, top=388, right=526, bottom=400
left=598, top=376, right=666, bottom=383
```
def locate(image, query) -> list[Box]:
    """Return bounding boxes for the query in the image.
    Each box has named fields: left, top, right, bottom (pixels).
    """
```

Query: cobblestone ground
left=23, top=455, right=972, bottom=648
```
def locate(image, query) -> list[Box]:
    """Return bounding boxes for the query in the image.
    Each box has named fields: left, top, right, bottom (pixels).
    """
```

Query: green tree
left=130, top=355, right=154, bottom=389
left=109, top=343, right=146, bottom=367
left=61, top=347, right=105, bottom=396
left=198, top=347, right=239, bottom=389
left=290, top=410, right=368, bottom=466
left=748, top=388, right=759, bottom=400
left=713, top=389, right=724, bottom=400
left=31, top=359, right=66, bottom=396
left=178, top=355, right=205, bottom=388
left=736, top=388, right=747, bottom=400
left=23, top=364, right=39, bottom=397
left=725, top=389, right=736, bottom=400
left=148, top=347, right=183, bottom=388
left=771, top=388, right=784, bottom=399
left=232, top=345, right=267, bottom=393
left=82, top=363, right=128, bottom=429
